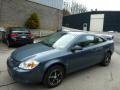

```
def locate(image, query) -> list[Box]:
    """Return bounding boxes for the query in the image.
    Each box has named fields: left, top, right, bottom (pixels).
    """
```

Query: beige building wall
left=0, top=0, right=63, bottom=30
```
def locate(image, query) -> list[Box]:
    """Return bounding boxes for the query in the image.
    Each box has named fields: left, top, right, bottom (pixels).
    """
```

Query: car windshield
left=40, top=32, right=76, bottom=49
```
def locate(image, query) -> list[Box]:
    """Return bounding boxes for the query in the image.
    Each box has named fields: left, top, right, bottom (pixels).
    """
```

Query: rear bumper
left=9, top=39, right=33, bottom=45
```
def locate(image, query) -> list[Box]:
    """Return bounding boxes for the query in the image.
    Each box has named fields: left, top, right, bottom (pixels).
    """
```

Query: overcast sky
left=68, top=0, right=120, bottom=11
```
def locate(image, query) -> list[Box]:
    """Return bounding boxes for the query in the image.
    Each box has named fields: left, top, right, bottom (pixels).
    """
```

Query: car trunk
left=11, top=31, right=32, bottom=40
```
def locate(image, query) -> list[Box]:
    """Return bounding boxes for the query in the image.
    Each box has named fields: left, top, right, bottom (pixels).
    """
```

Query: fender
left=43, top=59, right=67, bottom=72
left=104, top=47, right=113, bottom=55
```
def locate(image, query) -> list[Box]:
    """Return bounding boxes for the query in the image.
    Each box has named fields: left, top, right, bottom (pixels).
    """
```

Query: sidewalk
left=0, top=43, right=9, bottom=53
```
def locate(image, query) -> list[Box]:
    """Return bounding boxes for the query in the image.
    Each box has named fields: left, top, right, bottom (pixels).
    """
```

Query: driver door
left=67, top=35, right=104, bottom=73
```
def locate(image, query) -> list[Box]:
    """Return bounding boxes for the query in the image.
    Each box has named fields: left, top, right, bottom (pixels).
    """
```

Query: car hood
left=11, top=43, right=53, bottom=61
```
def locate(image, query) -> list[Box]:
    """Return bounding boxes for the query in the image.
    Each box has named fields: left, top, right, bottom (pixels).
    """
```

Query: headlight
left=19, top=59, right=40, bottom=70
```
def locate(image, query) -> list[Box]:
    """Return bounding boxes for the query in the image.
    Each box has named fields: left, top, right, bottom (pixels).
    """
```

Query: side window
left=98, top=37, right=105, bottom=43
left=94, top=36, right=105, bottom=44
left=76, top=35, right=95, bottom=48
left=75, top=35, right=105, bottom=48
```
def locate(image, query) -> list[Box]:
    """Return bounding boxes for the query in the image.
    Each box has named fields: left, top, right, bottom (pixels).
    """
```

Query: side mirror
left=71, top=45, right=83, bottom=52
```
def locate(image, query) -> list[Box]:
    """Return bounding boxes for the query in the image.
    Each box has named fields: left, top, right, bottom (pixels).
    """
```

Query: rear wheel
left=101, top=52, right=111, bottom=66
left=43, top=65, right=65, bottom=88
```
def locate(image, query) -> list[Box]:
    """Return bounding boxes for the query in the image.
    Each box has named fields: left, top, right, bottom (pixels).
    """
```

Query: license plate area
left=21, top=36, right=26, bottom=38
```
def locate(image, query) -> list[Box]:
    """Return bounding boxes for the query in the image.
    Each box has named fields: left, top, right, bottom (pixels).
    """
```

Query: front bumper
left=7, top=59, right=44, bottom=84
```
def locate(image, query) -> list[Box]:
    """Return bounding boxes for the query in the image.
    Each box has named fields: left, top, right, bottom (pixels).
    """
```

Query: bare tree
left=63, top=1, right=87, bottom=15
left=71, top=2, right=87, bottom=14
left=63, top=9, right=71, bottom=16
left=64, top=1, right=71, bottom=13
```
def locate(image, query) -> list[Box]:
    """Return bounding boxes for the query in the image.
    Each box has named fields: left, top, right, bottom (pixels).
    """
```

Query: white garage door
left=90, top=14, right=104, bottom=32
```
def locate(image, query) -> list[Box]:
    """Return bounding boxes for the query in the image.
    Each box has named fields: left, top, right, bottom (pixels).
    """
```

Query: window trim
left=74, top=34, right=106, bottom=49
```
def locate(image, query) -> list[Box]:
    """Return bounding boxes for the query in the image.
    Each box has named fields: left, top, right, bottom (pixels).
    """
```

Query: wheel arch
left=106, top=50, right=112, bottom=55
left=43, top=60, right=67, bottom=80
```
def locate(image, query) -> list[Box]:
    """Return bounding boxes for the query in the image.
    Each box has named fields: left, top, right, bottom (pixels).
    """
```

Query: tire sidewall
left=102, top=52, right=111, bottom=66
left=43, top=65, right=64, bottom=88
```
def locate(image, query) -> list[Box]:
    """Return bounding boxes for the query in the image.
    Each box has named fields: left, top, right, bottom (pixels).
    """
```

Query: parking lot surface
left=0, top=33, right=120, bottom=90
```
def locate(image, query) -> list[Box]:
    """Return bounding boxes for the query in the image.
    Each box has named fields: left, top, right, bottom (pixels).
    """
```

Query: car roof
left=64, top=31, right=95, bottom=36
left=62, top=27, right=107, bottom=37
left=62, top=27, right=96, bottom=36
left=67, top=31, right=86, bottom=35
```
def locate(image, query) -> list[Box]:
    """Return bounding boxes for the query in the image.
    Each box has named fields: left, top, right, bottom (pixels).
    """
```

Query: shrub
left=25, top=12, right=40, bottom=29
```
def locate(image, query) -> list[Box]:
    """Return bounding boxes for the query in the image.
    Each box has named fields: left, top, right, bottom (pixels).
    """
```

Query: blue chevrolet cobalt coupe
left=7, top=31, right=114, bottom=88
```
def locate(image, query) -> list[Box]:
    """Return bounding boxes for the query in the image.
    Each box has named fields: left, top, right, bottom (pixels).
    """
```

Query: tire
left=43, top=65, right=65, bottom=88
left=101, top=52, right=111, bottom=66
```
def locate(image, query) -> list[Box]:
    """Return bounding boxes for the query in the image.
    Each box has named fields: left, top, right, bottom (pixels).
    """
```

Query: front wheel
left=101, top=52, right=111, bottom=66
left=43, top=65, right=65, bottom=88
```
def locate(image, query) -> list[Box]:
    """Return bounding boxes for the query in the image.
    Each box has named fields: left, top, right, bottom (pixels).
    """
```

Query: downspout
left=57, top=9, right=63, bottom=31
left=0, top=0, right=2, bottom=20
left=0, top=0, right=3, bottom=26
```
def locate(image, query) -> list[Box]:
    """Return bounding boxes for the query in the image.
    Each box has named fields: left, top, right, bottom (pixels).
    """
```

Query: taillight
left=11, top=33, right=18, bottom=38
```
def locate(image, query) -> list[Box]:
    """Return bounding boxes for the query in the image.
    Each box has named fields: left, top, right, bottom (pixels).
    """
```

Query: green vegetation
left=25, top=12, right=40, bottom=29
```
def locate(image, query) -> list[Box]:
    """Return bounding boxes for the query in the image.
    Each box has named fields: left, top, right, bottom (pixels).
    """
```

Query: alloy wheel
left=104, top=53, right=111, bottom=65
left=48, top=69, right=63, bottom=86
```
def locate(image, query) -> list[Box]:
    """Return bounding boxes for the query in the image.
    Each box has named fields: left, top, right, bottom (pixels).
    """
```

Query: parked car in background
left=0, top=27, right=6, bottom=42
left=3, top=27, right=33, bottom=47
left=7, top=31, right=114, bottom=88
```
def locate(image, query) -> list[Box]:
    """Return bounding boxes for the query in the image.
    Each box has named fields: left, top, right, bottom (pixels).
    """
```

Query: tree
left=71, top=2, right=87, bottom=14
left=25, top=12, right=40, bottom=29
left=63, top=1, right=87, bottom=15
left=63, top=9, right=71, bottom=16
